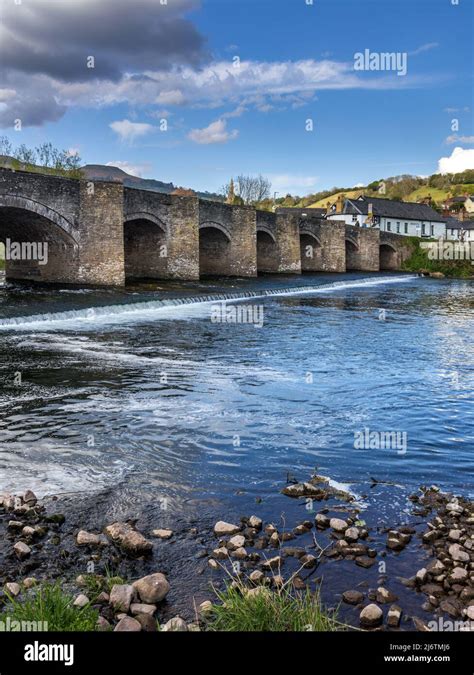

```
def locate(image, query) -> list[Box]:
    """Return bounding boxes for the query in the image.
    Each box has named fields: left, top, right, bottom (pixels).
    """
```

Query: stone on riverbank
left=73, top=594, right=90, bottom=608
left=213, top=521, right=240, bottom=536
left=104, top=522, right=152, bottom=556
left=133, top=573, right=170, bottom=604
left=161, top=617, right=188, bottom=632
left=342, top=590, right=364, bottom=605
left=110, top=585, right=135, bottom=613
left=151, top=529, right=173, bottom=539
left=13, top=541, right=31, bottom=560
left=360, top=604, right=383, bottom=628
left=5, top=582, right=21, bottom=597
left=387, top=605, right=402, bottom=628
left=76, top=530, right=108, bottom=547
left=114, top=616, right=142, bottom=632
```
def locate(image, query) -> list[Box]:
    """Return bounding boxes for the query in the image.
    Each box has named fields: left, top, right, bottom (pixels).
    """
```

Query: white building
left=328, top=196, right=447, bottom=238
left=445, top=217, right=474, bottom=242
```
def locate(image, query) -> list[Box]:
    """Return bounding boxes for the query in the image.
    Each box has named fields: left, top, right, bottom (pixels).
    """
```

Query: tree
left=171, top=187, right=196, bottom=196
left=0, top=136, right=12, bottom=157
left=14, top=144, right=37, bottom=165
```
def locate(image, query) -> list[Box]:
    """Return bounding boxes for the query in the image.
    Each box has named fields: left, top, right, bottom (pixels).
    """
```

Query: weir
left=0, top=167, right=412, bottom=286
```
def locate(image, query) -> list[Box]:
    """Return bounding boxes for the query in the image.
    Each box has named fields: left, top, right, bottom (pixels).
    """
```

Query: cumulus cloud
left=438, top=147, right=474, bottom=174
left=188, top=119, right=238, bottom=145
left=109, top=119, right=155, bottom=142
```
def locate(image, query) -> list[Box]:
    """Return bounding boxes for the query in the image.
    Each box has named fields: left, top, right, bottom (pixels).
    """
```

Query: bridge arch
left=300, top=230, right=322, bottom=272
left=123, top=214, right=168, bottom=280
left=199, top=222, right=232, bottom=276
left=256, top=227, right=278, bottom=273
left=0, top=196, right=78, bottom=284
left=380, top=243, right=398, bottom=270
left=345, top=237, right=360, bottom=270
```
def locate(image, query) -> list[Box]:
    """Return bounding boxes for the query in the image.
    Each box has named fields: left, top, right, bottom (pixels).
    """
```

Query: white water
left=0, top=275, right=415, bottom=331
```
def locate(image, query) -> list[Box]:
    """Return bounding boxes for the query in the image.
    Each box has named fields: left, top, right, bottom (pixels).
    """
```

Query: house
left=328, top=195, right=447, bottom=238
left=464, top=195, right=474, bottom=214
left=445, top=217, right=474, bottom=242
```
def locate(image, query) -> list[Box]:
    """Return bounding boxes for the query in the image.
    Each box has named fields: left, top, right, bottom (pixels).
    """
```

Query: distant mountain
left=81, top=164, right=222, bottom=200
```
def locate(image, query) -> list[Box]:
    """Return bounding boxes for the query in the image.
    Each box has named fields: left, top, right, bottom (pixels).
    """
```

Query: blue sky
left=0, top=0, right=472, bottom=195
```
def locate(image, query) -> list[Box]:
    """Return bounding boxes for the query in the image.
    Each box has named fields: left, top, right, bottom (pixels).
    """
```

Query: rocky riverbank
left=0, top=476, right=472, bottom=632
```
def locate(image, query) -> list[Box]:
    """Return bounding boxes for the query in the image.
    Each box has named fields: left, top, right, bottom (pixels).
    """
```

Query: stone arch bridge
left=0, top=168, right=412, bottom=285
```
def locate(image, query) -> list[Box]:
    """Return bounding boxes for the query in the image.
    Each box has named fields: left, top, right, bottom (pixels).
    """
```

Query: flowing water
left=0, top=271, right=472, bottom=522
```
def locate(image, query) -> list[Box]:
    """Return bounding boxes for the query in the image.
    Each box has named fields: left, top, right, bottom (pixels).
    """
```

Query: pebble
left=114, top=616, right=142, bottom=632
left=375, top=587, right=398, bottom=604
left=130, top=603, right=157, bottom=616
left=249, top=570, right=264, bottom=584
left=448, top=543, right=469, bottom=563
left=248, top=516, right=262, bottom=530
left=151, top=529, right=173, bottom=539
left=342, top=590, right=364, bottom=605
left=227, top=534, right=245, bottom=550
left=73, top=594, right=90, bottom=608
left=345, top=527, right=359, bottom=542
left=329, top=518, right=348, bottom=533
left=315, top=513, right=330, bottom=529
left=13, top=542, right=31, bottom=560
left=109, top=585, right=135, bottom=613
left=360, top=604, right=383, bottom=628
left=23, top=577, right=37, bottom=589
left=161, top=617, right=188, bottom=632
left=133, top=573, right=170, bottom=604
left=262, top=556, right=281, bottom=570
left=104, top=522, right=152, bottom=555
left=5, top=582, right=21, bottom=597
left=213, top=521, right=240, bottom=536
left=212, top=547, right=229, bottom=560
left=387, top=605, right=402, bottom=628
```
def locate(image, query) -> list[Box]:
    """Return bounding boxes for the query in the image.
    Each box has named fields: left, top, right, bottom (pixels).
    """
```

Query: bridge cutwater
left=0, top=167, right=413, bottom=286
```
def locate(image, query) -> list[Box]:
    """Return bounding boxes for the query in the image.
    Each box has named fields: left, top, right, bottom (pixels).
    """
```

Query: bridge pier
left=300, top=218, right=346, bottom=272
left=199, top=201, right=256, bottom=277
left=345, top=225, right=380, bottom=271
left=256, top=211, right=301, bottom=274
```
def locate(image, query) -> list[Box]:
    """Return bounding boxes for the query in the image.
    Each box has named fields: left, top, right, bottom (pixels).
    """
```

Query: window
left=396, top=222, right=400, bottom=233
left=387, top=222, right=391, bottom=231
left=431, top=225, right=434, bottom=236
left=352, top=214, right=358, bottom=223
left=404, top=223, right=408, bottom=234
left=422, top=223, right=426, bottom=235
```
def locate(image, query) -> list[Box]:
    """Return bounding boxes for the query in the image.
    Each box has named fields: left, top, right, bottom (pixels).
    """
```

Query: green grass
left=3, top=582, right=99, bottom=632
left=205, top=583, right=342, bottom=632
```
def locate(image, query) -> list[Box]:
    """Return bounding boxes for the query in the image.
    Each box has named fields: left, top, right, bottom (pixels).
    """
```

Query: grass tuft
left=2, top=582, right=99, bottom=632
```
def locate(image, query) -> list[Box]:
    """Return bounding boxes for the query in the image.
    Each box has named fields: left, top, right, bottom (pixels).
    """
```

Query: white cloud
left=109, top=119, right=155, bottom=142
left=445, top=134, right=474, bottom=145
left=409, top=43, right=439, bottom=56
left=438, top=147, right=474, bottom=174
left=188, top=119, right=238, bottom=145
left=155, top=90, right=185, bottom=105
left=270, top=174, right=319, bottom=194
left=106, top=161, right=152, bottom=177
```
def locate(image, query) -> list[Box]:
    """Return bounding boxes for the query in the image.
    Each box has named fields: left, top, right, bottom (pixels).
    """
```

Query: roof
left=344, top=196, right=446, bottom=222
left=445, top=217, right=474, bottom=230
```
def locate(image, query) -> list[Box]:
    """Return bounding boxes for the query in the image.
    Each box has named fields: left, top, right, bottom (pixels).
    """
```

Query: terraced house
left=328, top=196, right=447, bottom=238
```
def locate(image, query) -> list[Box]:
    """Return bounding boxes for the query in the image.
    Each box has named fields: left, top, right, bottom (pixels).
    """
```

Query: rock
left=415, top=568, right=428, bottom=584
left=345, top=527, right=360, bottom=542
left=450, top=567, right=468, bottom=583
left=293, top=576, right=306, bottom=590
left=245, top=586, right=271, bottom=600
left=387, top=536, right=405, bottom=551
left=261, top=556, right=281, bottom=570
left=133, top=573, right=170, bottom=604
left=104, top=522, right=152, bottom=555
left=5, top=582, right=21, bottom=597
left=448, top=529, right=462, bottom=541
left=23, top=577, right=37, bottom=589
left=227, top=534, right=245, bottom=550
left=208, top=559, right=219, bottom=570
left=22, top=526, right=37, bottom=539
left=420, top=583, right=445, bottom=598
left=282, top=482, right=321, bottom=498
left=269, top=532, right=280, bottom=545
left=422, top=530, right=440, bottom=544
left=342, top=590, right=364, bottom=605
left=23, top=490, right=38, bottom=506
left=360, top=604, right=383, bottom=628
left=272, top=575, right=284, bottom=588
left=429, top=272, right=445, bottom=279
left=315, top=513, right=330, bottom=529
left=188, top=623, right=201, bottom=632
left=96, top=592, right=110, bottom=604
left=212, top=547, right=229, bottom=560
left=232, top=547, right=247, bottom=560
left=151, top=529, right=173, bottom=539
left=96, top=617, right=111, bottom=631
left=73, top=594, right=90, bottom=608
left=213, top=521, right=240, bottom=536
left=387, top=604, right=402, bottom=628
left=465, top=606, right=474, bottom=621
left=7, top=521, right=23, bottom=531
left=376, top=587, right=398, bottom=604
left=249, top=570, right=264, bottom=584
left=248, top=515, right=262, bottom=530
left=449, top=544, right=469, bottom=563
left=300, top=554, right=317, bottom=569
left=114, top=616, right=142, bottom=632
left=199, top=601, right=213, bottom=617
left=136, top=613, right=157, bottom=632
left=413, top=617, right=431, bottom=631
left=439, top=598, right=462, bottom=618
left=264, top=524, right=277, bottom=535
left=13, top=541, right=31, bottom=560
left=76, top=530, right=104, bottom=547
left=427, top=559, right=445, bottom=574
left=109, top=585, right=135, bottom=613
left=130, top=603, right=157, bottom=616
left=356, top=556, right=376, bottom=569
left=446, top=501, right=463, bottom=514
left=329, top=518, right=348, bottom=533
left=161, top=617, right=188, bottom=632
